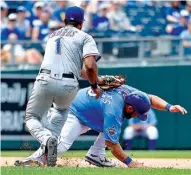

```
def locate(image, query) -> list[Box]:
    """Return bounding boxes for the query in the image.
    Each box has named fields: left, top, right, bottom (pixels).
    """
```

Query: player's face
left=123, top=104, right=138, bottom=119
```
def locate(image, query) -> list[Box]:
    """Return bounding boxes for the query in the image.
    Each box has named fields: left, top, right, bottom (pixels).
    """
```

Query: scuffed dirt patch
left=1, top=157, right=191, bottom=169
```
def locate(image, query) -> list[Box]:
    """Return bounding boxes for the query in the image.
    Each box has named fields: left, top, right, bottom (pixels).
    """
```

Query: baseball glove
left=98, top=75, right=126, bottom=90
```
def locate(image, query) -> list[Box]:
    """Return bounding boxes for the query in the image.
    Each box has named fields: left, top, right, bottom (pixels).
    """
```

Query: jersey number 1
left=55, top=38, right=62, bottom=55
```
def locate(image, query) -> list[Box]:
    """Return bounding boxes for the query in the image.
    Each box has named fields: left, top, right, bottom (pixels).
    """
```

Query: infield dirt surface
left=1, top=157, right=191, bottom=169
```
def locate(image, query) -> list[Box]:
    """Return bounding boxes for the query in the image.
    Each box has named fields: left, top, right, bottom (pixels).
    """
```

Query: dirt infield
left=1, top=157, right=191, bottom=169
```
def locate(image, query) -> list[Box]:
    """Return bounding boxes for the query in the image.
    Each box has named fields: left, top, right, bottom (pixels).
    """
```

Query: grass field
left=2, top=167, right=191, bottom=175
left=2, top=150, right=191, bottom=158
left=1, top=150, right=191, bottom=175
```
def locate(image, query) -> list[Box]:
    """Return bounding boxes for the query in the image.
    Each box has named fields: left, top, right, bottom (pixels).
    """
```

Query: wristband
left=123, top=157, right=132, bottom=165
left=90, top=82, right=98, bottom=89
left=165, top=103, right=172, bottom=111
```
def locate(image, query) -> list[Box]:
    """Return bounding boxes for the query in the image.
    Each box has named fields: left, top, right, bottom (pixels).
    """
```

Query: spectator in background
left=24, top=0, right=37, bottom=17
left=28, top=1, right=44, bottom=28
left=166, top=10, right=189, bottom=36
left=92, top=2, right=110, bottom=31
left=32, top=10, right=50, bottom=41
left=1, top=14, right=24, bottom=41
left=52, top=1, right=68, bottom=27
left=165, top=0, right=182, bottom=24
left=1, top=32, right=43, bottom=66
left=1, top=33, right=26, bottom=64
left=185, top=1, right=191, bottom=20
left=107, top=1, right=141, bottom=32
left=0, top=1, right=8, bottom=31
left=181, top=20, right=191, bottom=54
left=81, top=1, right=92, bottom=32
left=16, top=6, right=31, bottom=39
left=123, top=109, right=159, bottom=151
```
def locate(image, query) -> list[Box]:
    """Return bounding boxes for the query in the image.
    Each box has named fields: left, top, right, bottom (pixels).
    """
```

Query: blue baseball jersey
left=1, top=27, right=24, bottom=41
left=92, top=15, right=109, bottom=30
left=69, top=85, right=139, bottom=144
left=38, top=24, right=49, bottom=40
left=171, top=25, right=187, bottom=36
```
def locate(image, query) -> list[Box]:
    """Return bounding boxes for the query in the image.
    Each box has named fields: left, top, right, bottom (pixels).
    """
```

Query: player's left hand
left=91, top=86, right=102, bottom=99
left=169, top=105, right=187, bottom=115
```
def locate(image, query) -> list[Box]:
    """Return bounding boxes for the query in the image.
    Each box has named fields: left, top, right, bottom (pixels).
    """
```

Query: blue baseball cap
left=124, top=91, right=151, bottom=121
left=65, top=6, right=85, bottom=22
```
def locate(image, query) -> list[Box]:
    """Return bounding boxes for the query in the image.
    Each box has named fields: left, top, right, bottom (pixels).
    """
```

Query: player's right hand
left=169, top=105, right=187, bottom=115
left=91, top=87, right=102, bottom=99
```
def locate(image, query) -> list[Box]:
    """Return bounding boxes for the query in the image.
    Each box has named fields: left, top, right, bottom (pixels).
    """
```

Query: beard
left=123, top=110, right=133, bottom=119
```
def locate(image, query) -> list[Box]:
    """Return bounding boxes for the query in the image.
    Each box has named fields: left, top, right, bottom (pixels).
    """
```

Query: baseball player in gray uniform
left=25, top=6, right=101, bottom=167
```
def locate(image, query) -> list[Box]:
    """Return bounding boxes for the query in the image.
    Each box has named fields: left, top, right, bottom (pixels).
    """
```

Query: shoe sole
left=46, top=137, right=57, bottom=167
left=85, top=156, right=115, bottom=167
left=14, top=160, right=41, bottom=167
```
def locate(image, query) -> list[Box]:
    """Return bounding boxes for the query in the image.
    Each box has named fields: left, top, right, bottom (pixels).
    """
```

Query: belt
left=40, top=69, right=75, bottom=79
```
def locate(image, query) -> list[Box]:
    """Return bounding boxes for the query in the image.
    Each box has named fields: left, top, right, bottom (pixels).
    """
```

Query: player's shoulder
left=77, top=29, right=93, bottom=40
left=119, top=85, right=139, bottom=93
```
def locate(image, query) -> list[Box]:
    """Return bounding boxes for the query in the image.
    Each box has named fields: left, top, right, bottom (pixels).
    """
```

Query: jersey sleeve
left=83, top=34, right=101, bottom=61
left=104, top=112, right=122, bottom=144
left=103, top=93, right=124, bottom=144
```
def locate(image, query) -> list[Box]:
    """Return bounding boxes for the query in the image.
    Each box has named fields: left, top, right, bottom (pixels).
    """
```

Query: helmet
left=124, top=91, right=151, bottom=121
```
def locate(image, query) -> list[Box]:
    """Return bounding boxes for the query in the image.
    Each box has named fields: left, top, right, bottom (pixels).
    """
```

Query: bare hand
left=169, top=105, right=187, bottom=115
left=128, top=160, right=145, bottom=168
left=91, top=87, right=102, bottom=99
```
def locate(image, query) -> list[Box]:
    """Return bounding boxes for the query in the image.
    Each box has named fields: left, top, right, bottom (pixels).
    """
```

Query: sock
left=87, top=133, right=105, bottom=157
left=148, top=140, right=156, bottom=150
left=124, top=140, right=132, bottom=150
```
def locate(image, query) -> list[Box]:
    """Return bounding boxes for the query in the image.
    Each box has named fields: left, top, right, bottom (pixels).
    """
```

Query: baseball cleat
left=85, top=154, right=116, bottom=167
left=46, top=137, right=57, bottom=167
left=14, top=160, right=42, bottom=167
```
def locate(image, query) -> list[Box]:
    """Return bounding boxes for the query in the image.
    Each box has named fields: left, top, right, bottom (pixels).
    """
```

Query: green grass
left=2, top=167, right=191, bottom=175
left=1, top=150, right=191, bottom=158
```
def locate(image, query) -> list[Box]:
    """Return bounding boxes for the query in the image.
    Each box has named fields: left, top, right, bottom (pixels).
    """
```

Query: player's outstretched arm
left=84, top=56, right=101, bottom=98
left=105, top=141, right=144, bottom=168
left=149, top=94, right=187, bottom=115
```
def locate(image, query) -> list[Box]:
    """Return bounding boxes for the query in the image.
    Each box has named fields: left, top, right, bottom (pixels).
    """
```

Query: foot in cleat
left=46, top=137, right=57, bottom=167
left=14, top=160, right=42, bottom=167
left=85, top=154, right=116, bottom=167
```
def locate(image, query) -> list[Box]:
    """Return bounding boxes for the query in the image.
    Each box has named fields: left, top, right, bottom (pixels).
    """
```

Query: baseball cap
left=34, top=1, right=44, bottom=8
left=8, top=13, right=17, bottom=21
left=65, top=6, right=85, bottom=22
left=124, top=91, right=151, bottom=121
left=17, top=6, right=26, bottom=12
left=98, top=2, right=110, bottom=11
left=0, top=2, right=8, bottom=9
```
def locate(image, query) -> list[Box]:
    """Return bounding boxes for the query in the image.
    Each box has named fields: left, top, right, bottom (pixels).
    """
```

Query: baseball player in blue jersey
left=16, top=85, right=187, bottom=167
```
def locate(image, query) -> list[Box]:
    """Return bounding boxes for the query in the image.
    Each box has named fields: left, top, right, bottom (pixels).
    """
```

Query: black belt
left=40, top=69, right=75, bottom=79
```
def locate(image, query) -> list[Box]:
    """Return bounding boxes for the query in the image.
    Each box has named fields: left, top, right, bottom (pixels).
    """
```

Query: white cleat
left=85, top=154, right=116, bottom=167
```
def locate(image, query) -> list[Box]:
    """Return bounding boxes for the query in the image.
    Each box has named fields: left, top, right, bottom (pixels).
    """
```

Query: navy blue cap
left=124, top=91, right=151, bottom=121
left=17, top=6, right=26, bottom=12
left=65, top=6, right=85, bottom=22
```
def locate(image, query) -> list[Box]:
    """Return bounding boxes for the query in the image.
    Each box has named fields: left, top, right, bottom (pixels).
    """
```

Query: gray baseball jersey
left=25, top=25, right=100, bottom=147
left=41, top=25, right=100, bottom=79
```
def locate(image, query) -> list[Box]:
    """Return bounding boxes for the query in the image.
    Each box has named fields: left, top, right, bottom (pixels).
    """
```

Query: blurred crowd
left=1, top=0, right=191, bottom=66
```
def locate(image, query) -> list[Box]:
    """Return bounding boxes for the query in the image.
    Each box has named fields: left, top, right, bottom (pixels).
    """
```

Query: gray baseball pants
left=25, top=72, right=78, bottom=146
